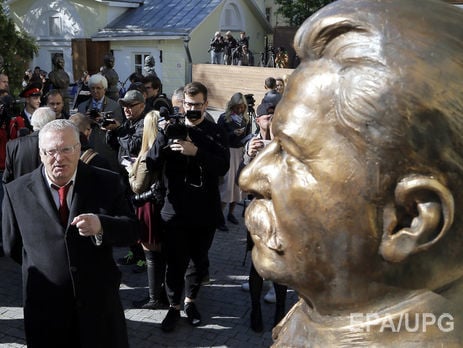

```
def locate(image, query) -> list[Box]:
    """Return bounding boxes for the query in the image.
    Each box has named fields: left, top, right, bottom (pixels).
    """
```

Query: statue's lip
left=245, top=199, right=284, bottom=253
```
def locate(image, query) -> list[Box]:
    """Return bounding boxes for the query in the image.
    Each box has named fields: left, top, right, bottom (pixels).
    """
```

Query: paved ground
left=0, top=208, right=298, bottom=348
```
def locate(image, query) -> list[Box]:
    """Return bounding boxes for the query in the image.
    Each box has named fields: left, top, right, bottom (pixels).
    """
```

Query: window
left=49, top=16, right=62, bottom=36
left=220, top=1, right=244, bottom=31
left=134, top=53, right=151, bottom=74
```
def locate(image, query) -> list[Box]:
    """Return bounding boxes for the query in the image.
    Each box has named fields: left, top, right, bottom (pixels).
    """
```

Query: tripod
left=260, top=50, right=275, bottom=68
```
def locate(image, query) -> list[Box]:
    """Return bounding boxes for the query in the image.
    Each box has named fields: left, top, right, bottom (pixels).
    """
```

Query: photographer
left=209, top=31, right=225, bottom=64
left=146, top=82, right=229, bottom=332
left=106, top=90, right=146, bottom=172
left=77, top=74, right=124, bottom=172
left=238, top=45, right=254, bottom=66
left=223, top=31, right=238, bottom=65
left=106, top=90, right=147, bottom=273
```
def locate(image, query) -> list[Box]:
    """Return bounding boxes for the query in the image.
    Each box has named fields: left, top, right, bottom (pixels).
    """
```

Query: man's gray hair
left=31, top=107, right=56, bottom=131
left=88, top=74, right=108, bottom=89
left=38, top=119, right=80, bottom=149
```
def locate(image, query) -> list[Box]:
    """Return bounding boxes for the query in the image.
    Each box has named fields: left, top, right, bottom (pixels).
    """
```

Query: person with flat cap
left=105, top=90, right=146, bottom=168
left=106, top=90, right=147, bottom=272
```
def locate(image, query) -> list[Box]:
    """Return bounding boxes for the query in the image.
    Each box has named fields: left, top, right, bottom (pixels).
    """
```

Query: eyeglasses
left=183, top=101, right=205, bottom=109
left=41, top=143, right=80, bottom=157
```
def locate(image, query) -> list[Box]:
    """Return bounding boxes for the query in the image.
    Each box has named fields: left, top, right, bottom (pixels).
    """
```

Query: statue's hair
left=295, top=0, right=463, bottom=187
left=294, top=0, right=463, bottom=286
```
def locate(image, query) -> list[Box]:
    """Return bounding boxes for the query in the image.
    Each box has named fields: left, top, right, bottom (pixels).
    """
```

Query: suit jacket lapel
left=68, top=162, right=91, bottom=225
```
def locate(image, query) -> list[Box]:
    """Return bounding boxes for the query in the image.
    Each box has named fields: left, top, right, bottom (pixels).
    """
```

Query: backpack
left=8, top=116, right=29, bottom=140
left=153, top=94, right=173, bottom=114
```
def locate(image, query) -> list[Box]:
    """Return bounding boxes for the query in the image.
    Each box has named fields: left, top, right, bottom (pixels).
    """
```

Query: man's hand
left=169, top=139, right=198, bottom=156
left=71, top=214, right=103, bottom=237
left=234, top=127, right=245, bottom=136
left=247, top=137, right=264, bottom=157
left=102, top=120, right=120, bottom=131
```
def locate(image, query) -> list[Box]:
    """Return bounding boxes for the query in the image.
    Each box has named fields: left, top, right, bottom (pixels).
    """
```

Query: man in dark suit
left=2, top=119, right=140, bottom=347
left=77, top=74, right=124, bottom=172
left=2, top=106, right=56, bottom=184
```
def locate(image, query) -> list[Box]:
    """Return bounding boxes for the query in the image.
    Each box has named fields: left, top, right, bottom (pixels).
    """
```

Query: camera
left=162, top=106, right=188, bottom=145
left=244, top=93, right=255, bottom=114
left=161, top=107, right=202, bottom=146
left=88, top=109, right=116, bottom=127
left=0, top=95, right=20, bottom=119
left=132, top=181, right=165, bottom=207
left=244, top=94, right=255, bottom=108
left=88, top=108, right=100, bottom=120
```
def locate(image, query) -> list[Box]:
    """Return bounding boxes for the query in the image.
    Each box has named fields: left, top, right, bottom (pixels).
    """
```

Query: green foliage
left=0, top=1, right=38, bottom=95
left=274, top=0, right=336, bottom=27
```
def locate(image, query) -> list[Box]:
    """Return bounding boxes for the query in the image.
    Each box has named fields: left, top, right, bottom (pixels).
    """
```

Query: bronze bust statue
left=48, top=54, right=70, bottom=113
left=101, top=53, right=120, bottom=101
left=239, top=0, right=463, bottom=346
left=142, top=55, right=157, bottom=78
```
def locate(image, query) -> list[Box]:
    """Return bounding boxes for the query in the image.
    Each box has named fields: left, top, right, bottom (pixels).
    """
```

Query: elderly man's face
left=90, top=83, right=105, bottom=100
left=123, top=102, right=145, bottom=121
left=240, top=60, right=381, bottom=303
left=40, top=127, right=81, bottom=187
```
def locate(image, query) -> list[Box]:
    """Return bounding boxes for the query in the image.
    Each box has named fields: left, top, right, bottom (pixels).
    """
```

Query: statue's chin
left=251, top=247, right=290, bottom=285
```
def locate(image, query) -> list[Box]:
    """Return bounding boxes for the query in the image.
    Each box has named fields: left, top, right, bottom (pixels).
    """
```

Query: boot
left=152, top=250, right=168, bottom=305
left=133, top=250, right=168, bottom=310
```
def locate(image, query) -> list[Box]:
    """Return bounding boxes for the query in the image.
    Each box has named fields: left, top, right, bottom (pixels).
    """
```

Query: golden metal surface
left=239, top=0, right=463, bottom=346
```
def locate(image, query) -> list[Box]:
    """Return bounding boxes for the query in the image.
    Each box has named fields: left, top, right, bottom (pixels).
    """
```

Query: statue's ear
left=379, top=175, right=454, bottom=263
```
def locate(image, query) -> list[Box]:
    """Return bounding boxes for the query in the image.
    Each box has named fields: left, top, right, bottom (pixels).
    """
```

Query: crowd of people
left=1, top=47, right=291, bottom=344
left=210, top=30, right=291, bottom=67
left=3, top=0, right=463, bottom=346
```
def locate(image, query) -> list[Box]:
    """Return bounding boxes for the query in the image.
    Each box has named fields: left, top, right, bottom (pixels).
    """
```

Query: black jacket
left=2, top=131, right=40, bottom=183
left=2, top=162, right=140, bottom=347
left=146, top=118, right=229, bottom=226
left=106, top=115, right=144, bottom=166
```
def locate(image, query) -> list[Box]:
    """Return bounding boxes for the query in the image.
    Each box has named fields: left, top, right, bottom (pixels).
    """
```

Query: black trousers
left=162, top=217, right=215, bottom=306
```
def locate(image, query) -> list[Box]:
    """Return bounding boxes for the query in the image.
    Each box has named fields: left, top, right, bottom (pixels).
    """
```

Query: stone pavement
left=0, top=209, right=298, bottom=348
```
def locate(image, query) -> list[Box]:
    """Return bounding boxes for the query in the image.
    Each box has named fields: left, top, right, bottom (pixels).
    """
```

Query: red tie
left=52, top=182, right=72, bottom=226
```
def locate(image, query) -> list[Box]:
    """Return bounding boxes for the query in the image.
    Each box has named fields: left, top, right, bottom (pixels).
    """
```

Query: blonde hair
left=224, top=92, right=249, bottom=124
left=139, top=110, right=160, bottom=155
